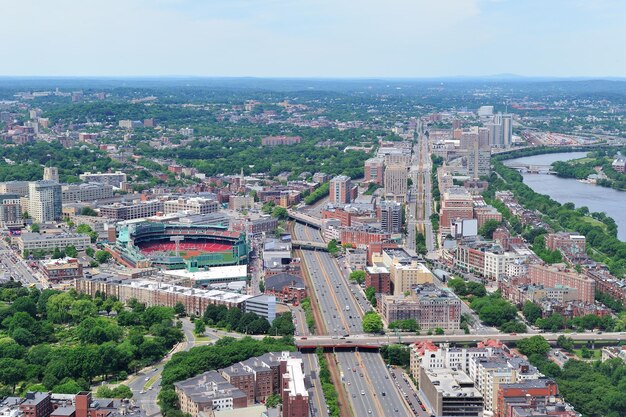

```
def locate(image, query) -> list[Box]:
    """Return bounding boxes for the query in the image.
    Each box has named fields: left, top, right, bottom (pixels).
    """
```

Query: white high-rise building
left=43, top=166, right=59, bottom=182
left=28, top=180, right=62, bottom=223
left=488, top=113, right=513, bottom=147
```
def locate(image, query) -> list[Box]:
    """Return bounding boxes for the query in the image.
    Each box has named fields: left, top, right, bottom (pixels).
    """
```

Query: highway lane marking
left=313, top=250, right=350, bottom=334
left=355, top=351, right=386, bottom=417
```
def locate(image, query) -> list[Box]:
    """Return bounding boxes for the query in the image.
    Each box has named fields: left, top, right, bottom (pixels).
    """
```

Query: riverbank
left=488, top=159, right=626, bottom=277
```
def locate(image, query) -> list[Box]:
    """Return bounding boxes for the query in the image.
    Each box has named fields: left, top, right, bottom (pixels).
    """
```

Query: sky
left=0, top=0, right=624, bottom=78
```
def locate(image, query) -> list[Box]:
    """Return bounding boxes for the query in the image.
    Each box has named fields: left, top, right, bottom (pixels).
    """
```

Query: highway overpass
left=291, top=240, right=328, bottom=250
left=296, top=332, right=626, bottom=350
left=287, top=209, right=323, bottom=229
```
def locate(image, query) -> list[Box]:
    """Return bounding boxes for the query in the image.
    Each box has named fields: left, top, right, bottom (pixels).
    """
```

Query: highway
left=303, top=353, right=329, bottom=417
left=294, top=222, right=411, bottom=417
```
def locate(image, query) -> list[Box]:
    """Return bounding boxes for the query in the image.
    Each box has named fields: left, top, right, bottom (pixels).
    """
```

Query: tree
left=556, top=335, right=574, bottom=352
left=30, top=223, right=40, bottom=233
left=265, top=393, right=282, bottom=408
left=70, top=299, right=97, bottom=322
left=194, top=319, right=206, bottom=336
left=327, top=240, right=339, bottom=256
left=53, top=379, right=83, bottom=394
left=46, top=292, right=75, bottom=324
left=523, top=301, right=542, bottom=324
left=80, top=207, right=98, bottom=216
left=517, top=336, right=550, bottom=357
left=65, top=245, right=78, bottom=258
left=362, top=311, right=383, bottom=334
left=95, top=250, right=112, bottom=264
left=85, top=247, right=95, bottom=258
left=52, top=247, right=64, bottom=259
left=174, top=302, right=186, bottom=317
left=271, top=206, right=288, bottom=220
left=434, top=327, right=444, bottom=335
left=365, top=286, right=377, bottom=307
left=0, top=358, right=27, bottom=393
left=478, top=219, right=501, bottom=239
left=349, top=270, right=366, bottom=285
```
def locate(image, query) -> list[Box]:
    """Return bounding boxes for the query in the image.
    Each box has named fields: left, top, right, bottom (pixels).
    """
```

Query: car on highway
left=361, top=390, right=365, bottom=395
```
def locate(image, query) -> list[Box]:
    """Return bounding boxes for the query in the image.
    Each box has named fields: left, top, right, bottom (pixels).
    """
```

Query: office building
left=79, top=171, right=127, bottom=188
left=384, top=164, right=408, bottom=202
left=16, top=233, right=91, bottom=253
left=380, top=284, right=461, bottom=330
left=43, top=167, right=59, bottom=182
left=0, top=193, right=23, bottom=228
left=163, top=197, right=219, bottom=215
left=329, top=175, right=352, bottom=204
left=364, top=157, right=385, bottom=185
left=467, top=138, right=491, bottom=179
left=244, top=295, right=276, bottom=322
left=61, top=183, right=114, bottom=203
left=378, top=200, right=402, bottom=233
left=99, top=200, right=164, bottom=220
left=28, top=181, right=62, bottom=223
left=528, top=263, right=595, bottom=304
left=419, top=367, right=484, bottom=417
left=439, top=187, right=474, bottom=237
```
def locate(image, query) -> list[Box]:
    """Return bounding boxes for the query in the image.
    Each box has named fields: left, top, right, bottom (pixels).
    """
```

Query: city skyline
left=1, top=0, right=624, bottom=78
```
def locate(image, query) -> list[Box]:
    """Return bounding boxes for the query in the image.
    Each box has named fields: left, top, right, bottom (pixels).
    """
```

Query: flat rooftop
left=423, top=368, right=482, bottom=398
left=162, top=265, right=248, bottom=282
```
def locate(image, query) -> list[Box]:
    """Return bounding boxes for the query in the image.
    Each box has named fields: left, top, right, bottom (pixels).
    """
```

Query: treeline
left=158, top=337, right=295, bottom=417
left=521, top=335, right=626, bottom=417
left=487, top=160, right=626, bottom=276
left=522, top=300, right=625, bottom=332
left=201, top=304, right=295, bottom=336
left=0, top=141, right=121, bottom=183
left=304, top=182, right=329, bottom=205
left=469, top=291, right=527, bottom=333
left=0, top=282, right=183, bottom=397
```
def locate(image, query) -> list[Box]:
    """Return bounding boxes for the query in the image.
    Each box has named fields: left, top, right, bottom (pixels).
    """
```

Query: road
left=389, top=366, right=429, bottom=417
left=294, top=222, right=411, bottom=417
left=296, top=331, right=626, bottom=348
left=0, top=239, right=46, bottom=288
left=302, top=353, right=329, bottom=417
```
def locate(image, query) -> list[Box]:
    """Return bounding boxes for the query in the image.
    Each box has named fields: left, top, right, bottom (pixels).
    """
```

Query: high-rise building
left=0, top=193, right=23, bottom=228
left=467, top=136, right=491, bottom=179
left=378, top=200, right=402, bottom=233
left=364, top=157, right=385, bottom=185
left=384, top=164, right=408, bottom=203
left=28, top=181, right=62, bottom=223
left=79, top=171, right=127, bottom=188
left=329, top=175, right=351, bottom=204
left=43, top=167, right=59, bottom=182
left=488, top=113, right=513, bottom=147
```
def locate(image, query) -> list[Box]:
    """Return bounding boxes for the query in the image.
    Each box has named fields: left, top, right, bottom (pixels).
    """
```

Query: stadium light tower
left=170, top=235, right=184, bottom=257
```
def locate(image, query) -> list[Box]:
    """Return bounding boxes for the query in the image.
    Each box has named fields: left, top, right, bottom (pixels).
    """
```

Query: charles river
left=504, top=151, right=626, bottom=242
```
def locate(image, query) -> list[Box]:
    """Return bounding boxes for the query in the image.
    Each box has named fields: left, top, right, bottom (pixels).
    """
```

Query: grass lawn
left=580, top=216, right=607, bottom=232
left=573, top=348, right=602, bottom=360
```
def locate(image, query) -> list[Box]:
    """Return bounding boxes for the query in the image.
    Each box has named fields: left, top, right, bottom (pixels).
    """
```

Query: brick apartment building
left=528, top=264, right=595, bottom=304
left=365, top=264, right=391, bottom=294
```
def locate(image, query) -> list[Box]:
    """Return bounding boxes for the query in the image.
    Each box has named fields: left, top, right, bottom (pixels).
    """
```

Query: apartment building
left=28, top=180, right=63, bottom=223
left=40, top=257, right=84, bottom=282
left=329, top=175, right=352, bottom=204
left=0, top=193, right=23, bottom=228
left=364, top=157, right=385, bottom=185
left=380, top=284, right=461, bottom=330
left=261, top=135, right=301, bottom=146
left=528, top=263, right=595, bottom=304
left=378, top=200, right=402, bottom=233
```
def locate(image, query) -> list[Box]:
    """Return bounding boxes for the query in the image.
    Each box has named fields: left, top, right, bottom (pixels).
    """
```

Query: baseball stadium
left=111, top=221, right=248, bottom=270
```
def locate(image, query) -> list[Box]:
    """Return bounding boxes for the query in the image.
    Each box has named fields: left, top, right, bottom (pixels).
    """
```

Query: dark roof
left=265, top=273, right=304, bottom=290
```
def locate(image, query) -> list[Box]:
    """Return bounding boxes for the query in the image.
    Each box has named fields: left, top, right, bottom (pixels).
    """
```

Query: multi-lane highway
left=293, top=222, right=412, bottom=417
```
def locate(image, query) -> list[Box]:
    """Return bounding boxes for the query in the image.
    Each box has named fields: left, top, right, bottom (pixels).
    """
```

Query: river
left=503, top=151, right=626, bottom=241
